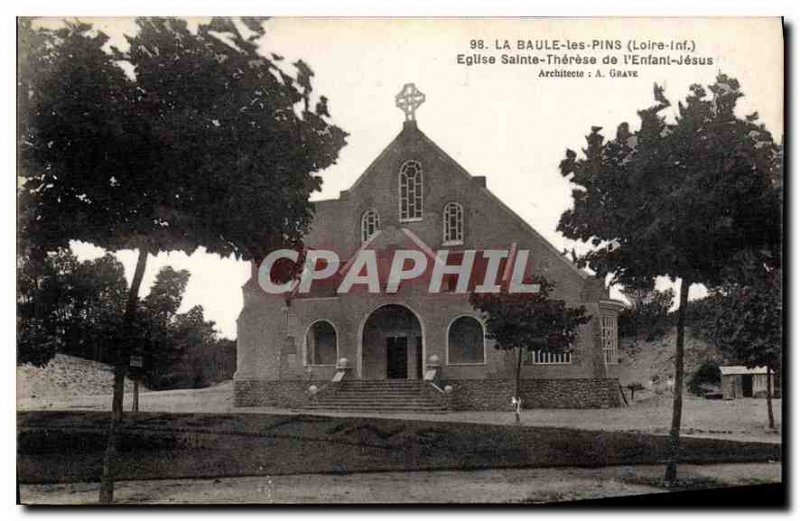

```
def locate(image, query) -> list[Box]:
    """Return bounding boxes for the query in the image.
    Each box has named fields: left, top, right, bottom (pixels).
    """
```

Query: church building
left=234, top=84, right=626, bottom=411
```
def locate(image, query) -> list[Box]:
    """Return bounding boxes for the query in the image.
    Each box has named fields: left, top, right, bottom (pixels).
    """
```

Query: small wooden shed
left=720, top=366, right=778, bottom=399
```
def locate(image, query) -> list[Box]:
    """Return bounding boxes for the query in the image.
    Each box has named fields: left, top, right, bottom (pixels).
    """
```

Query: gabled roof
left=720, top=366, right=770, bottom=376
left=348, top=121, right=474, bottom=192
left=347, top=121, right=588, bottom=280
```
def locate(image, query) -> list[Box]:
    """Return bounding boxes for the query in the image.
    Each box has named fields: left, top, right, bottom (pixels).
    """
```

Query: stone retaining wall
left=234, top=377, right=622, bottom=410
left=444, top=378, right=622, bottom=410
left=233, top=380, right=331, bottom=408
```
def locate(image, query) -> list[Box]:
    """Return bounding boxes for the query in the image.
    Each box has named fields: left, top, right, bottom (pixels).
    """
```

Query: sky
left=57, top=17, right=784, bottom=339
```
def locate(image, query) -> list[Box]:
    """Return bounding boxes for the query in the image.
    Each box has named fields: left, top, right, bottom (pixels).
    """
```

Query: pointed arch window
left=399, top=160, right=423, bottom=221
left=361, top=208, right=380, bottom=242
left=443, top=202, right=464, bottom=245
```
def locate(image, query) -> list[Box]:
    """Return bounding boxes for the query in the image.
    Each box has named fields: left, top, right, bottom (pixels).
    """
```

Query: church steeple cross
left=395, top=83, right=426, bottom=122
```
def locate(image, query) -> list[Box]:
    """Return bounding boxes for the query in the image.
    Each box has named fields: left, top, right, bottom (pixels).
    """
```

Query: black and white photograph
left=14, top=14, right=785, bottom=507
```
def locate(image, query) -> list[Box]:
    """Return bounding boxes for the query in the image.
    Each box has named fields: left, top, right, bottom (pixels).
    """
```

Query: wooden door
left=386, top=336, right=408, bottom=379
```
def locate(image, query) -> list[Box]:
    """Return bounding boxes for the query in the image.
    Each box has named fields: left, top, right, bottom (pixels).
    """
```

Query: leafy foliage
left=142, top=304, right=222, bottom=390
left=176, top=337, right=237, bottom=389
left=18, top=16, right=347, bottom=502
left=19, top=17, right=348, bottom=261
left=134, top=268, right=234, bottom=389
left=558, top=75, right=781, bottom=287
left=704, top=269, right=782, bottom=372
left=618, top=287, right=673, bottom=340
left=18, top=20, right=155, bottom=256
left=556, top=73, right=782, bottom=480
left=136, top=266, right=190, bottom=387
left=687, top=360, right=721, bottom=396
left=470, top=276, right=590, bottom=400
left=143, top=267, right=190, bottom=321
left=704, top=264, right=782, bottom=429
left=17, top=251, right=235, bottom=388
left=17, top=250, right=127, bottom=366
left=470, top=276, right=590, bottom=354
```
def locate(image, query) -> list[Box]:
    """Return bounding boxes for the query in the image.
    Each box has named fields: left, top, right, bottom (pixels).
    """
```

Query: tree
left=140, top=304, right=225, bottom=390
left=17, top=250, right=128, bottom=366
left=137, top=266, right=211, bottom=390
left=618, top=285, right=673, bottom=340
left=165, top=305, right=219, bottom=387
left=18, top=17, right=347, bottom=503
left=143, top=267, right=190, bottom=322
left=197, top=337, right=237, bottom=386
left=17, top=250, right=229, bottom=390
left=62, top=254, right=129, bottom=363
left=706, top=263, right=782, bottom=429
left=469, top=276, right=590, bottom=421
left=557, top=74, right=781, bottom=482
left=132, top=266, right=190, bottom=405
left=687, top=360, right=721, bottom=397
left=17, top=249, right=80, bottom=366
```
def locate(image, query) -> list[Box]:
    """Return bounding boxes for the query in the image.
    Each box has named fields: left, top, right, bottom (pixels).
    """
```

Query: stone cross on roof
left=395, top=83, right=426, bottom=122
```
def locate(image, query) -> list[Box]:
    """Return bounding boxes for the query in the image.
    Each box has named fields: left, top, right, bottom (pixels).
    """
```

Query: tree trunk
left=665, top=278, right=690, bottom=483
left=132, top=378, right=140, bottom=413
left=514, top=347, right=523, bottom=423
left=766, top=367, right=775, bottom=430
left=98, top=247, right=148, bottom=504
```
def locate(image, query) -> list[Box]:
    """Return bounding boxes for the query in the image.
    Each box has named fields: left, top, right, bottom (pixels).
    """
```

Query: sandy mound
left=617, top=328, right=724, bottom=389
left=17, top=354, right=142, bottom=401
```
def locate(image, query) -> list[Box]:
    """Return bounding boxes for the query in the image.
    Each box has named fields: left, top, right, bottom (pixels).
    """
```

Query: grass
left=17, top=411, right=782, bottom=484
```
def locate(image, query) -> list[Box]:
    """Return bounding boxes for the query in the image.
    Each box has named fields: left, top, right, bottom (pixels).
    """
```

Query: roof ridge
left=331, top=122, right=589, bottom=281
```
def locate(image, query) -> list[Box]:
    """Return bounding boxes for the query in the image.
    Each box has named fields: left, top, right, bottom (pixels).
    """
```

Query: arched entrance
left=360, top=304, right=423, bottom=380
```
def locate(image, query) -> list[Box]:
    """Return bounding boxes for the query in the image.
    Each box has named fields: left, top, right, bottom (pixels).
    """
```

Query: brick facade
left=235, top=118, right=625, bottom=410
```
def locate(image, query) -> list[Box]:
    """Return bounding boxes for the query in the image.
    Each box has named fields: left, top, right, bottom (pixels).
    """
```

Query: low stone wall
left=234, top=380, right=332, bottom=408
left=235, top=378, right=622, bottom=410
left=444, top=378, right=623, bottom=410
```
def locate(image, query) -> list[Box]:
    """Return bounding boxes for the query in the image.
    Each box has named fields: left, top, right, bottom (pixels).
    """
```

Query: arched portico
left=358, top=303, right=424, bottom=380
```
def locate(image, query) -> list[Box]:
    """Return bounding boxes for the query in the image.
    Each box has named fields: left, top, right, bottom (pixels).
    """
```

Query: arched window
left=399, top=160, right=423, bottom=221
left=447, top=316, right=485, bottom=364
left=305, top=320, right=337, bottom=366
left=361, top=208, right=380, bottom=242
left=442, top=202, right=464, bottom=245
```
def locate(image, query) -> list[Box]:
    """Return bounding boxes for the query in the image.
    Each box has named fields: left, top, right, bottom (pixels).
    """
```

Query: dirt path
left=18, top=383, right=782, bottom=444
left=20, top=463, right=781, bottom=504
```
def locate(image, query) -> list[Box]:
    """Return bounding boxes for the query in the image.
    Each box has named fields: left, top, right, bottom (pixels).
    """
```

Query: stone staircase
left=303, top=379, right=447, bottom=413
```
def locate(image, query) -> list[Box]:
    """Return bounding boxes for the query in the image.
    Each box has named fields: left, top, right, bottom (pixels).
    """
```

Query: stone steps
left=303, top=379, right=446, bottom=413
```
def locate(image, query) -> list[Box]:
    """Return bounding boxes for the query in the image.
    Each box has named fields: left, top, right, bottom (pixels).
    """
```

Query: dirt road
left=20, top=463, right=781, bottom=504
left=18, top=381, right=782, bottom=444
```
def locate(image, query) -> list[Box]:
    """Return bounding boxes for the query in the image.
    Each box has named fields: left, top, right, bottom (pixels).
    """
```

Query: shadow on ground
left=17, top=411, right=782, bottom=484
